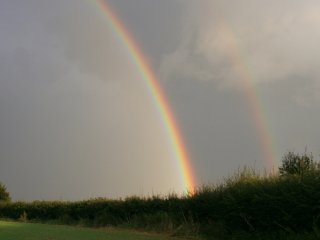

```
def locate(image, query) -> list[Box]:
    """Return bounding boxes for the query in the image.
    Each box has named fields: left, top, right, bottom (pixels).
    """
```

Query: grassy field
left=0, top=221, right=185, bottom=240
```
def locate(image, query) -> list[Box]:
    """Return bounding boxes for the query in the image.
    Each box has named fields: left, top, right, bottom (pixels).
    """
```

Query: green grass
left=0, top=221, right=185, bottom=240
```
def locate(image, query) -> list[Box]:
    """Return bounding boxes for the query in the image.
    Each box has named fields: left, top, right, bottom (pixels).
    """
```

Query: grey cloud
left=160, top=0, right=320, bottom=90
left=107, top=0, right=186, bottom=68
left=0, top=1, right=182, bottom=200
left=1, top=0, right=320, bottom=201
left=156, top=0, right=320, bottom=181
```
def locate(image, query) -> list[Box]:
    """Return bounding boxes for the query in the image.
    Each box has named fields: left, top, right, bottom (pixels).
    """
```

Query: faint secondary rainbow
left=95, top=0, right=196, bottom=193
left=216, top=20, right=277, bottom=168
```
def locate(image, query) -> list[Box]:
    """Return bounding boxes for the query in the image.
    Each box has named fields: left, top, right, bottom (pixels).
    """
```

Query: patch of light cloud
left=159, top=0, right=320, bottom=98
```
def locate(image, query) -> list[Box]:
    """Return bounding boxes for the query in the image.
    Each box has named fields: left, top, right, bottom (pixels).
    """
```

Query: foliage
left=279, top=151, right=319, bottom=176
left=1, top=152, right=320, bottom=239
left=0, top=182, right=11, bottom=203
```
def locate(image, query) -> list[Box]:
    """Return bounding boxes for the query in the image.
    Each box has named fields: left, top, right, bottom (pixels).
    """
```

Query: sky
left=1, top=0, right=320, bottom=201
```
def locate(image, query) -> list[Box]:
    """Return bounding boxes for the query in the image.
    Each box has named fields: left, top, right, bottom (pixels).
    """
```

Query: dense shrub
left=0, top=182, right=10, bottom=203
left=279, top=151, right=319, bottom=176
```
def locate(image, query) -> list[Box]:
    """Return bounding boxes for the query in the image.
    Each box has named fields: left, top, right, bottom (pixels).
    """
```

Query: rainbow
left=95, top=0, right=196, bottom=193
left=216, top=20, right=277, bottom=168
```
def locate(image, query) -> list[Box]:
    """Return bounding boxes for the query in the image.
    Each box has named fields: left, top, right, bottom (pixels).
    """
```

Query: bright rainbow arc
left=95, top=0, right=196, bottom=193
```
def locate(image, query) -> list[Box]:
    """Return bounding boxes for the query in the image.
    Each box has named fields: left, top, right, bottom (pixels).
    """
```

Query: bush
left=0, top=182, right=11, bottom=202
left=279, top=151, right=318, bottom=176
left=1, top=152, right=320, bottom=239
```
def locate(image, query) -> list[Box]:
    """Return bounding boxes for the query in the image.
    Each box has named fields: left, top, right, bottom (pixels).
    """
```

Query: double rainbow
left=95, top=0, right=196, bottom=193
left=94, top=1, right=278, bottom=193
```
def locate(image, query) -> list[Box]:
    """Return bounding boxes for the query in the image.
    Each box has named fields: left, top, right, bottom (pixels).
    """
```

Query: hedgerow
left=1, top=152, right=320, bottom=239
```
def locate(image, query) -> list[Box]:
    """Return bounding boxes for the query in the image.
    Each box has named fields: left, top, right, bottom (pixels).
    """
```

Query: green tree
left=279, top=151, right=317, bottom=176
left=0, top=182, right=11, bottom=202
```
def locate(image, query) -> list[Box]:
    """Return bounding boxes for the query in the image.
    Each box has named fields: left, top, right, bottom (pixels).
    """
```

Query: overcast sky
left=1, top=0, right=320, bottom=201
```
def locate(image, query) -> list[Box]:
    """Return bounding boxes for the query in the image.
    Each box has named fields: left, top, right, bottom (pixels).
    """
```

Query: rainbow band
left=95, top=0, right=196, bottom=193
left=217, top=20, right=277, bottom=168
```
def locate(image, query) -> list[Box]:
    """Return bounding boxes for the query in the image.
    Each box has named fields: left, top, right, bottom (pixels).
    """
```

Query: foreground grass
left=1, top=221, right=317, bottom=240
left=0, top=221, right=185, bottom=240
